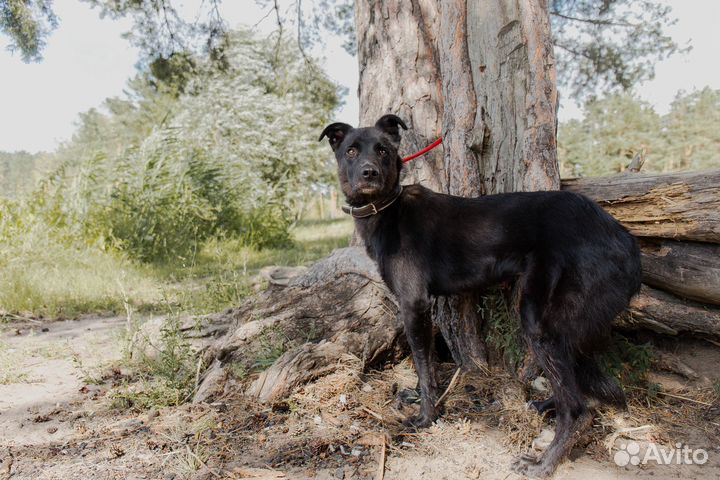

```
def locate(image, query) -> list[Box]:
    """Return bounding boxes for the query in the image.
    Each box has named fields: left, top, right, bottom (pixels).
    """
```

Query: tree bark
left=355, top=0, right=559, bottom=370
left=561, top=170, right=720, bottom=243
left=466, top=0, right=560, bottom=193
left=638, top=238, right=720, bottom=306
left=355, top=0, right=444, bottom=191
left=194, top=247, right=406, bottom=403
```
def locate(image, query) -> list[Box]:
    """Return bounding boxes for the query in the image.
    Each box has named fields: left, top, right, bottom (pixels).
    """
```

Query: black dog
left=319, top=115, right=641, bottom=478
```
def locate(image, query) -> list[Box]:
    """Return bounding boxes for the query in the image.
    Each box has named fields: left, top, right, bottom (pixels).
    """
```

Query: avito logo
left=614, top=441, right=709, bottom=467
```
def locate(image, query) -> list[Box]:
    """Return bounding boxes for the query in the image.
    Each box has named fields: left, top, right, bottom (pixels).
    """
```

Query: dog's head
left=319, top=114, right=407, bottom=206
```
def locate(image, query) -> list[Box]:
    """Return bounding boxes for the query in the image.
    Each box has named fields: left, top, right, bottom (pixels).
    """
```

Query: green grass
left=0, top=217, right=353, bottom=320
left=0, top=224, right=160, bottom=319
left=105, top=215, right=353, bottom=411
left=600, top=333, right=653, bottom=387
left=112, top=313, right=199, bottom=411
left=0, top=213, right=352, bottom=408
left=161, top=218, right=354, bottom=313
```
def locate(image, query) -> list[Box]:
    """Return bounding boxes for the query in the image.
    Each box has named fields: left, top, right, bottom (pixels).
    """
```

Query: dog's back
left=368, top=185, right=641, bottom=306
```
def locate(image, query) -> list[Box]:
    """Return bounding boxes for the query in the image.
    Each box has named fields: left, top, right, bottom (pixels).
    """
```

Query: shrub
left=28, top=29, right=338, bottom=263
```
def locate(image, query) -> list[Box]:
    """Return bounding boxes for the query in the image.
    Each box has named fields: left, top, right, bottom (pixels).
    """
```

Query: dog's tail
left=576, top=355, right=626, bottom=409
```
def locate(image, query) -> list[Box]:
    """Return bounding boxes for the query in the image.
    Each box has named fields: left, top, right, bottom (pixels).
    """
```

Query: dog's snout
left=361, top=165, right=379, bottom=179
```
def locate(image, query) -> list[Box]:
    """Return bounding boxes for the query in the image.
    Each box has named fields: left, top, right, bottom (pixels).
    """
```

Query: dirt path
left=0, top=316, right=202, bottom=480
left=0, top=316, right=126, bottom=448
left=1, top=317, right=719, bottom=479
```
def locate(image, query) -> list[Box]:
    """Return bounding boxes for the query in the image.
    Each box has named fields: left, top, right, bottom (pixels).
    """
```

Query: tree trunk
left=561, top=170, right=720, bottom=243
left=355, top=0, right=559, bottom=370
left=194, top=247, right=406, bottom=403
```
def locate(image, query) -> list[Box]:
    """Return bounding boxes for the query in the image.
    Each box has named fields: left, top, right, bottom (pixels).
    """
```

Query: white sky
left=0, top=0, right=717, bottom=153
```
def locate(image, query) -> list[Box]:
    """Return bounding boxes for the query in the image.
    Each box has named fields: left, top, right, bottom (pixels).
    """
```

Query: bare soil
left=1, top=317, right=719, bottom=479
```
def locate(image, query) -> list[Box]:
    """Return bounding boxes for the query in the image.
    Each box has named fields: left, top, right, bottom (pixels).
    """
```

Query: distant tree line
left=559, top=87, right=720, bottom=177
left=0, top=150, right=56, bottom=198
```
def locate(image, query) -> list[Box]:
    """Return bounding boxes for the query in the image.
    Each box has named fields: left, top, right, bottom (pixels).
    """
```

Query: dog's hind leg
left=512, top=279, right=590, bottom=478
left=576, top=354, right=626, bottom=409
left=530, top=356, right=626, bottom=416
left=512, top=335, right=591, bottom=478
left=400, top=296, right=438, bottom=428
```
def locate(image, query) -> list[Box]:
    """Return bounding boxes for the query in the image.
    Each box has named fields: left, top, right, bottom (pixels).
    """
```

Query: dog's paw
left=510, top=454, right=554, bottom=479
left=401, top=413, right=434, bottom=430
left=527, top=398, right=556, bottom=416
left=397, top=388, right=420, bottom=405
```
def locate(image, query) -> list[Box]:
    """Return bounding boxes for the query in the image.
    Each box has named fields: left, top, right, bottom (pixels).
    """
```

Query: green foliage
left=481, top=287, right=524, bottom=370
left=0, top=209, right=351, bottom=319
left=222, top=323, right=290, bottom=379
left=559, top=92, right=661, bottom=176
left=0, top=0, right=57, bottom=61
left=559, top=88, right=720, bottom=177
left=114, top=314, right=198, bottom=410
left=252, top=326, right=288, bottom=370
left=147, top=51, right=198, bottom=94
left=227, top=360, right=248, bottom=380
left=600, top=333, right=653, bottom=387
left=662, top=88, right=720, bottom=171
left=0, top=196, right=158, bottom=318
left=168, top=218, right=352, bottom=313
left=647, top=381, right=662, bottom=400
left=30, top=29, right=337, bottom=263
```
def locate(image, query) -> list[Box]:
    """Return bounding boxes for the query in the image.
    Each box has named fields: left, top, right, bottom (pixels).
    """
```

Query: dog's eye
left=378, top=147, right=387, bottom=156
left=346, top=147, right=358, bottom=157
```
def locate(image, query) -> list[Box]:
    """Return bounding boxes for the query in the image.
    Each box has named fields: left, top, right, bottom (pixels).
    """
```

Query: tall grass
left=0, top=199, right=158, bottom=318
left=152, top=218, right=354, bottom=314
left=0, top=198, right=352, bottom=320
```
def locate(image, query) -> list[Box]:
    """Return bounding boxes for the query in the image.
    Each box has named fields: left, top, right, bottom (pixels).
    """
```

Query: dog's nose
left=361, top=166, right=379, bottom=179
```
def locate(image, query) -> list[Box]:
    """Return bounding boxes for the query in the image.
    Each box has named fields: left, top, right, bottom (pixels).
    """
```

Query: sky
left=0, top=0, right=718, bottom=153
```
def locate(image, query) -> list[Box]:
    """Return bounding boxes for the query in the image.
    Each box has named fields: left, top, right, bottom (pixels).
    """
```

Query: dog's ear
left=318, top=122, right=353, bottom=152
left=375, top=114, right=408, bottom=144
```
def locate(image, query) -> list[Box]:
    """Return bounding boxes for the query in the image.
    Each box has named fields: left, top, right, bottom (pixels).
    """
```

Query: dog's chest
left=357, top=223, right=403, bottom=292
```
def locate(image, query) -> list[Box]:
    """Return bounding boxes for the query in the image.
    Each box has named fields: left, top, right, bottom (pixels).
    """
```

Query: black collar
left=342, top=186, right=403, bottom=218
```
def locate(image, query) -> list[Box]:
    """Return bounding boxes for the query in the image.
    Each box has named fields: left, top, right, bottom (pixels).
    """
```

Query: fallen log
left=639, top=238, right=720, bottom=306
left=619, top=285, right=720, bottom=338
left=562, top=170, right=720, bottom=243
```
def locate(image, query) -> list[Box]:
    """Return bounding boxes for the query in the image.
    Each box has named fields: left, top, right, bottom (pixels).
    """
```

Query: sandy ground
left=1, top=317, right=719, bottom=479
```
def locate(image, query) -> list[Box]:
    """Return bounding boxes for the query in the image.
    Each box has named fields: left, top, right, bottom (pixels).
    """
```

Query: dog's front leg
left=400, top=298, right=438, bottom=428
